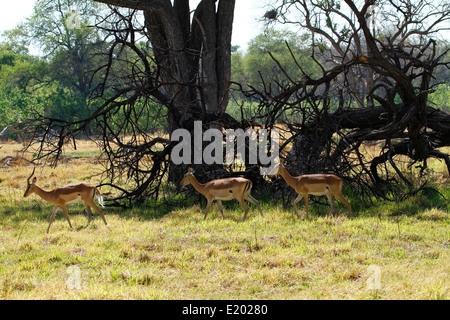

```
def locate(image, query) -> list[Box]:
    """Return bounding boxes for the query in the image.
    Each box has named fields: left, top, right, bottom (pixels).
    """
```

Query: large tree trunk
left=94, top=0, right=236, bottom=184
left=95, top=0, right=235, bottom=126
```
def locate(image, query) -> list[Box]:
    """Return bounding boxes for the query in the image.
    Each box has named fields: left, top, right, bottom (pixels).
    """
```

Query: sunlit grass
left=0, top=139, right=449, bottom=299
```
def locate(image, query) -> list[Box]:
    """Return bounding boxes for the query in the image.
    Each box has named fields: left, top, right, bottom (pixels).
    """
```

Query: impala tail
left=95, top=189, right=105, bottom=208
left=243, top=181, right=252, bottom=195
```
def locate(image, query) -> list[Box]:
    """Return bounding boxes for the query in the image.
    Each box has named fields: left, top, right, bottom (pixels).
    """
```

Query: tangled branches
left=4, top=1, right=449, bottom=209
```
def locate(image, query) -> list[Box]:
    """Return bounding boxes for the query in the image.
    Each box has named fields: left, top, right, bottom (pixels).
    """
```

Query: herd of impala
left=23, top=163, right=352, bottom=233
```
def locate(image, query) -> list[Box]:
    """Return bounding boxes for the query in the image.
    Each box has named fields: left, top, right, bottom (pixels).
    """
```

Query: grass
left=0, top=140, right=449, bottom=300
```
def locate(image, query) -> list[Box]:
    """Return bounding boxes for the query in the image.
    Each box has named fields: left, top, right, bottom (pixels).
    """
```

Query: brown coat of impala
left=23, top=168, right=107, bottom=233
left=269, top=163, right=352, bottom=218
left=181, top=168, right=263, bottom=221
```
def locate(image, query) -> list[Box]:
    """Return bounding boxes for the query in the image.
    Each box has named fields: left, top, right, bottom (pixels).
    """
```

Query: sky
left=1, top=1, right=448, bottom=51
left=0, top=0, right=269, bottom=52
left=0, top=0, right=36, bottom=32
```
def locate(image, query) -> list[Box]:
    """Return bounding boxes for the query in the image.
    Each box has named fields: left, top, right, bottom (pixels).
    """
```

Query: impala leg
left=335, top=194, right=352, bottom=217
left=84, top=204, right=93, bottom=224
left=60, top=205, right=73, bottom=230
left=217, top=200, right=225, bottom=219
left=293, top=194, right=303, bottom=218
left=203, top=199, right=213, bottom=220
left=247, top=195, right=263, bottom=216
left=236, top=196, right=249, bottom=221
left=303, top=195, right=309, bottom=219
left=90, top=202, right=108, bottom=225
left=47, top=206, right=59, bottom=233
left=326, top=194, right=336, bottom=216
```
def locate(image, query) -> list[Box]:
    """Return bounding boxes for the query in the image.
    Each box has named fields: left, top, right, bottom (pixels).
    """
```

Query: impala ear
left=31, top=177, right=37, bottom=184
left=187, top=167, right=194, bottom=174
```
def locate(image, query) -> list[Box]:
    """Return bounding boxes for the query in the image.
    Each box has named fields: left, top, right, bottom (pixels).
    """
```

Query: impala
left=24, top=167, right=107, bottom=233
left=180, top=167, right=263, bottom=221
left=269, top=163, right=352, bottom=218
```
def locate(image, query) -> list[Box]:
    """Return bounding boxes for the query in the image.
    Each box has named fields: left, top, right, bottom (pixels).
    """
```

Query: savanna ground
left=0, top=139, right=449, bottom=300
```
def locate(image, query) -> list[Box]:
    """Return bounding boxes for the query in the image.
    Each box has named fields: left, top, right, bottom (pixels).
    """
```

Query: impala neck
left=31, top=185, right=53, bottom=200
left=189, top=176, right=207, bottom=195
left=279, top=166, right=298, bottom=189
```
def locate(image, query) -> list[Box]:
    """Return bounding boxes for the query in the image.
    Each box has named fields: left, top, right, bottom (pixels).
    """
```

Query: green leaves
left=231, top=29, right=321, bottom=94
left=0, top=0, right=109, bottom=137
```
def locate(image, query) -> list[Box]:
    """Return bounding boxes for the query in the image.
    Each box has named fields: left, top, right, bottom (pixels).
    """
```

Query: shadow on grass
left=0, top=201, right=96, bottom=228
left=387, top=191, right=448, bottom=218
left=358, top=185, right=449, bottom=220
left=2, top=184, right=448, bottom=227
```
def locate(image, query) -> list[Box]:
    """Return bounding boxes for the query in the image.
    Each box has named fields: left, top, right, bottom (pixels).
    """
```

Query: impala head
left=180, top=167, right=195, bottom=190
left=268, top=162, right=284, bottom=176
left=24, top=167, right=37, bottom=197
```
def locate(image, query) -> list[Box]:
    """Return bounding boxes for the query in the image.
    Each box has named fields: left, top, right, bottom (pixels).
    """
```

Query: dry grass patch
left=0, top=140, right=449, bottom=299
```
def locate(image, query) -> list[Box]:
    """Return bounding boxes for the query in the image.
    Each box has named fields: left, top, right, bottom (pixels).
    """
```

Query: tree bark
left=94, top=0, right=235, bottom=130
left=92, top=0, right=236, bottom=187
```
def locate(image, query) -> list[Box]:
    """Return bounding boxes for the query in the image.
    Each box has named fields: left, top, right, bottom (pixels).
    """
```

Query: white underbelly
left=309, top=191, right=330, bottom=196
left=214, top=194, right=235, bottom=201
left=65, top=195, right=83, bottom=204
